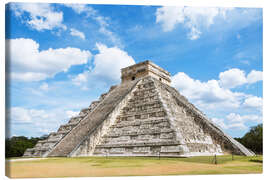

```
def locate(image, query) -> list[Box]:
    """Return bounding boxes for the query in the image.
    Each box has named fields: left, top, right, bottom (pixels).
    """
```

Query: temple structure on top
left=24, top=60, right=254, bottom=158
left=121, top=60, right=171, bottom=85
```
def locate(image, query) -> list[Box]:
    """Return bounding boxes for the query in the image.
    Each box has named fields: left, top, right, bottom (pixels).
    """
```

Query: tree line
left=5, top=135, right=48, bottom=158
left=234, top=123, right=262, bottom=154
left=5, top=124, right=262, bottom=157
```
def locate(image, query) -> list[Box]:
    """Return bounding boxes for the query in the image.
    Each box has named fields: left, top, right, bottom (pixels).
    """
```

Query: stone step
left=104, top=128, right=174, bottom=137
left=44, top=139, right=59, bottom=143
left=127, top=99, right=162, bottom=107
left=96, top=140, right=181, bottom=148
left=32, top=146, right=51, bottom=151
left=111, top=117, right=169, bottom=128
left=127, top=95, right=159, bottom=104
left=77, top=113, right=87, bottom=118
left=119, top=109, right=167, bottom=118
left=58, top=123, right=77, bottom=131
left=133, top=86, right=156, bottom=94
left=61, top=122, right=79, bottom=127
left=99, top=93, right=108, bottom=101
left=68, top=117, right=82, bottom=123
left=109, top=122, right=171, bottom=131
left=57, top=129, right=71, bottom=134
left=121, top=105, right=162, bottom=114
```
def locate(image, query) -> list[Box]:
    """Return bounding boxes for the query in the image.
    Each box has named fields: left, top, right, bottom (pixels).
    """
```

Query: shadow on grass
left=249, top=159, right=263, bottom=163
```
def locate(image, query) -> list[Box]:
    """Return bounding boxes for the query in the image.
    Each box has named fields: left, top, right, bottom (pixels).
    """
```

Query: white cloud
left=243, top=96, right=263, bottom=109
left=212, top=118, right=228, bottom=129
left=172, top=69, right=263, bottom=112
left=6, top=38, right=92, bottom=81
left=212, top=117, right=248, bottom=130
left=156, top=6, right=233, bottom=40
left=247, top=70, right=263, bottom=84
left=219, top=68, right=247, bottom=89
left=65, top=4, right=122, bottom=46
left=72, top=72, right=88, bottom=86
left=212, top=113, right=261, bottom=131
left=66, top=110, right=80, bottom=118
left=226, top=113, right=244, bottom=123
left=172, top=72, right=242, bottom=110
left=10, top=3, right=66, bottom=31
left=40, top=83, right=49, bottom=91
left=92, top=43, right=135, bottom=81
left=219, top=68, right=262, bottom=89
left=64, top=3, right=96, bottom=15
left=9, top=107, right=33, bottom=124
left=155, top=7, right=261, bottom=40
left=70, top=28, right=85, bottom=40
left=72, top=43, right=135, bottom=89
left=156, top=6, right=185, bottom=32
left=8, top=106, right=82, bottom=136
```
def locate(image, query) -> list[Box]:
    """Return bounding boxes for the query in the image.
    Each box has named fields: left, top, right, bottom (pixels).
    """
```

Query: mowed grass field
left=6, top=155, right=262, bottom=178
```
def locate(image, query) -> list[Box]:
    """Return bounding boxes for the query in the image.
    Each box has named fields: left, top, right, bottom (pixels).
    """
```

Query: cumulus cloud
left=243, top=96, right=263, bottom=109
left=72, top=43, right=135, bottom=89
left=8, top=106, right=81, bottom=136
left=172, top=69, right=262, bottom=111
left=70, top=28, right=85, bottom=40
left=227, top=113, right=262, bottom=123
left=172, top=72, right=243, bottom=109
left=219, top=68, right=262, bottom=89
left=156, top=6, right=233, bottom=40
left=10, top=3, right=66, bottom=31
left=247, top=70, right=263, bottom=84
left=212, top=113, right=262, bottom=130
left=92, top=43, right=135, bottom=81
left=6, top=38, right=92, bottom=81
left=155, top=7, right=261, bottom=40
left=219, top=68, right=247, bottom=89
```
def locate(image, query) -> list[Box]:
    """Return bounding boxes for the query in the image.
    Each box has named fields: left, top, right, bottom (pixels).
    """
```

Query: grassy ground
left=5, top=155, right=262, bottom=178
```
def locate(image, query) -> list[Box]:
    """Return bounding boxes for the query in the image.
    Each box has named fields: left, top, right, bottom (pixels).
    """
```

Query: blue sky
left=5, top=3, right=262, bottom=138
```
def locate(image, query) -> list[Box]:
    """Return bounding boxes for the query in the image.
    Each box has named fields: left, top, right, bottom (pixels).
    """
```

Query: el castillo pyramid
left=24, top=60, right=254, bottom=157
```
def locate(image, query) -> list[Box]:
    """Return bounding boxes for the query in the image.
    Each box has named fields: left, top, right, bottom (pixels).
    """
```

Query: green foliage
left=5, top=135, right=48, bottom=158
left=235, top=124, right=263, bottom=154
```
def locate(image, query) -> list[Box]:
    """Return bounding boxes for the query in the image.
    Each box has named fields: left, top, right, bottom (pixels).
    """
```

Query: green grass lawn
left=5, top=155, right=262, bottom=178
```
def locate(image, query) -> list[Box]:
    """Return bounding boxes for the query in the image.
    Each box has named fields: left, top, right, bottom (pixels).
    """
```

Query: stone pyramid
left=24, top=61, right=254, bottom=157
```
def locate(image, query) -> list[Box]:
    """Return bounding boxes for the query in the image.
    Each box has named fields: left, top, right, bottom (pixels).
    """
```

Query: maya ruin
left=23, top=61, right=255, bottom=157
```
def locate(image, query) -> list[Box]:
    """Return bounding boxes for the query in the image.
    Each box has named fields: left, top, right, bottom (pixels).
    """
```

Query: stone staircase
left=23, top=85, right=116, bottom=157
left=47, top=80, right=139, bottom=157
left=93, top=77, right=183, bottom=157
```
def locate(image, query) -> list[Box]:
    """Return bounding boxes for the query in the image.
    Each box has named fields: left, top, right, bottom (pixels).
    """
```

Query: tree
left=235, top=124, right=263, bottom=154
left=5, top=135, right=47, bottom=158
